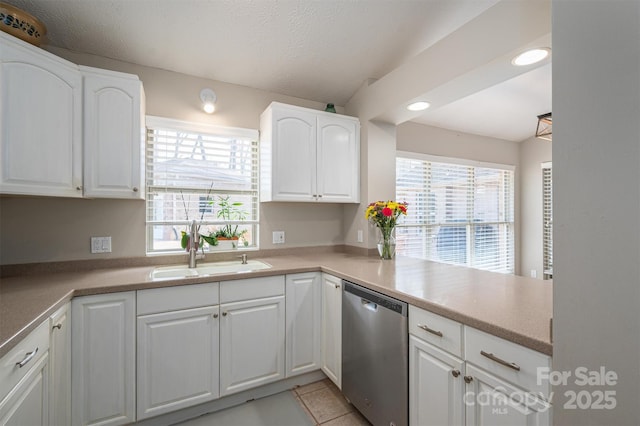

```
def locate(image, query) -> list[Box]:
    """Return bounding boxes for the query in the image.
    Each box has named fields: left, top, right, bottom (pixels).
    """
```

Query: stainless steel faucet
left=188, top=219, right=204, bottom=268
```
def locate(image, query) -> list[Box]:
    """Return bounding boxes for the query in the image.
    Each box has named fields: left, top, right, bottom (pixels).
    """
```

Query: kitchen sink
left=151, top=259, right=272, bottom=280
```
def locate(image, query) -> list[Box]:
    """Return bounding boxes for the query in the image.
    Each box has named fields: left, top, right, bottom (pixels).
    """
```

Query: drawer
left=0, top=320, right=49, bottom=402
left=409, top=305, right=463, bottom=357
left=465, top=326, right=551, bottom=398
left=137, top=282, right=219, bottom=315
left=220, top=275, right=284, bottom=303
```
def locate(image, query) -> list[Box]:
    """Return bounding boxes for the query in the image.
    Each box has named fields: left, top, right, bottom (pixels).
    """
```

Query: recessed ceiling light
left=407, top=101, right=430, bottom=111
left=512, top=48, right=550, bottom=66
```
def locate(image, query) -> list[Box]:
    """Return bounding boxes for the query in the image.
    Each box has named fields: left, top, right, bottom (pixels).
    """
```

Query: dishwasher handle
left=361, top=298, right=378, bottom=312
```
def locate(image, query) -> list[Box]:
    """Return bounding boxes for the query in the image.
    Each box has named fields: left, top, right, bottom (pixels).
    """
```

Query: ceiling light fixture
left=200, top=88, right=217, bottom=113
left=407, top=101, right=430, bottom=111
left=536, top=112, right=552, bottom=141
left=512, top=48, right=550, bottom=66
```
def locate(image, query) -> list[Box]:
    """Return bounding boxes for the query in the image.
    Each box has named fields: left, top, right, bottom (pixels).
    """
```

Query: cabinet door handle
left=334, top=284, right=340, bottom=289
left=464, top=375, right=473, bottom=384
left=480, top=350, right=521, bottom=371
left=451, top=369, right=461, bottom=378
left=317, top=195, right=323, bottom=198
left=16, top=347, right=38, bottom=368
left=213, top=313, right=219, bottom=319
left=417, top=324, right=443, bottom=338
left=76, top=186, right=82, bottom=191
left=222, top=312, right=228, bottom=316
left=52, top=323, right=62, bottom=330
left=133, top=187, right=139, bottom=192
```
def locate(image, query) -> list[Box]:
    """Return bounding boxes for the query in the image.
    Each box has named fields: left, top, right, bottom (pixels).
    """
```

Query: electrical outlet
left=91, top=236, right=112, bottom=253
left=530, top=269, right=537, bottom=278
left=272, top=231, right=285, bottom=244
left=357, top=230, right=363, bottom=243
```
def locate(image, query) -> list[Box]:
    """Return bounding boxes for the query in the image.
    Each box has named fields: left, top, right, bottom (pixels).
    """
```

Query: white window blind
left=542, top=163, right=553, bottom=279
left=145, top=116, right=259, bottom=253
left=396, top=153, right=515, bottom=274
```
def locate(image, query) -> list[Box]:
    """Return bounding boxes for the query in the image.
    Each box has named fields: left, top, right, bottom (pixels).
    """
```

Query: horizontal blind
left=146, top=117, right=259, bottom=253
left=542, top=165, right=553, bottom=278
left=396, top=155, right=514, bottom=274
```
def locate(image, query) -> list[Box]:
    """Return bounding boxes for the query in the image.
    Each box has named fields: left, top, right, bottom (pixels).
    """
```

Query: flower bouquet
left=365, top=200, right=408, bottom=259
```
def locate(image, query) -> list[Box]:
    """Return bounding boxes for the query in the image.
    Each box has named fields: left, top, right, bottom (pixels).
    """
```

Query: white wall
left=0, top=48, right=346, bottom=264
left=553, top=1, right=640, bottom=424
left=519, top=136, right=552, bottom=279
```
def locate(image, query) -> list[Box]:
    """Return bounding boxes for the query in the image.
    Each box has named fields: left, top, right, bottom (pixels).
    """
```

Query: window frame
left=395, top=151, right=515, bottom=273
left=145, top=116, right=260, bottom=255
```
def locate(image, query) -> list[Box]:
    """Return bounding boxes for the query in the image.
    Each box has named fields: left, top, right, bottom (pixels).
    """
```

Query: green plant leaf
left=180, top=231, right=189, bottom=249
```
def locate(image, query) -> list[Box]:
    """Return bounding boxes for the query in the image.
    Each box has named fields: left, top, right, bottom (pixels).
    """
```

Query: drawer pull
left=16, top=347, right=38, bottom=368
left=418, top=324, right=443, bottom=337
left=451, top=369, right=461, bottom=378
left=52, top=323, right=63, bottom=330
left=480, top=350, right=521, bottom=371
left=464, top=375, right=473, bottom=384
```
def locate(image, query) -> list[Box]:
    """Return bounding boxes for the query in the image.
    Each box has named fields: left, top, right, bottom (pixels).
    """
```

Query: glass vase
left=377, top=227, right=396, bottom=260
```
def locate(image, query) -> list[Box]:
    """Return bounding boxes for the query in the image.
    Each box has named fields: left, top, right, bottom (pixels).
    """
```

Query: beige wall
left=519, top=136, right=552, bottom=279
left=0, top=48, right=346, bottom=265
left=396, top=121, right=523, bottom=275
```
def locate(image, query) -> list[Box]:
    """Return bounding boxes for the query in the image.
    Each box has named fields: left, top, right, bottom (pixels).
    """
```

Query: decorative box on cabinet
left=81, top=66, right=145, bottom=199
left=0, top=31, right=83, bottom=198
left=260, top=102, right=360, bottom=203
left=72, top=292, right=136, bottom=426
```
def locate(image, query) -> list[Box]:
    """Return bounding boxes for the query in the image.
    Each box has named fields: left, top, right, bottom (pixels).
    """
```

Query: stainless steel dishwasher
left=342, top=280, right=408, bottom=426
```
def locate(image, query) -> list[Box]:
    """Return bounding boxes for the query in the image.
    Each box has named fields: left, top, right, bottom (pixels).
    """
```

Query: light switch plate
left=91, top=236, right=112, bottom=253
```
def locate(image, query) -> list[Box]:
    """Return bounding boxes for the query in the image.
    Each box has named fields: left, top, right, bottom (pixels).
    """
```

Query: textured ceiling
left=6, top=0, right=550, bottom=142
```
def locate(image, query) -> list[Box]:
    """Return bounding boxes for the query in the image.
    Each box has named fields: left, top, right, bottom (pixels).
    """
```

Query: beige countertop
left=0, top=252, right=552, bottom=358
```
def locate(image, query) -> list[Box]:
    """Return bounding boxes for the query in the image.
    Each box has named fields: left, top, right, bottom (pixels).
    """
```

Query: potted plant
left=211, top=195, right=248, bottom=250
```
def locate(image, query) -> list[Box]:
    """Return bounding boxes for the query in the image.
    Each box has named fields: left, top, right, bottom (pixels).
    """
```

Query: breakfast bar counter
left=0, top=251, right=552, bottom=358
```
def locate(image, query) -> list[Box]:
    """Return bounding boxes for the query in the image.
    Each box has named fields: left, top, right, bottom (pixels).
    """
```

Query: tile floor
left=177, top=379, right=370, bottom=426
left=292, top=379, right=370, bottom=426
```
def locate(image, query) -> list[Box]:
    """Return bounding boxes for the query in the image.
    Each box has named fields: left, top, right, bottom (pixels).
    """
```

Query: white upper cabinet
left=0, top=32, right=83, bottom=197
left=81, top=66, right=145, bottom=199
left=260, top=102, right=359, bottom=203
left=0, top=32, right=145, bottom=199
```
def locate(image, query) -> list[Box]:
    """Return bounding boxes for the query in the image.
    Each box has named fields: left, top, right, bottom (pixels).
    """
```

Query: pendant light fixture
left=200, top=88, right=217, bottom=114
left=536, top=112, right=552, bottom=141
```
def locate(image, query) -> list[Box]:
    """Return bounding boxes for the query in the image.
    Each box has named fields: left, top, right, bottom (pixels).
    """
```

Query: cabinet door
left=321, top=273, right=342, bottom=389
left=0, top=353, right=49, bottom=426
left=285, top=272, right=321, bottom=377
left=465, top=364, right=551, bottom=426
left=409, top=335, right=464, bottom=426
left=270, top=106, right=317, bottom=201
left=49, top=304, right=71, bottom=426
left=82, top=67, right=144, bottom=199
left=72, top=292, right=135, bottom=426
left=316, top=114, right=359, bottom=203
left=219, top=296, right=285, bottom=396
left=0, top=34, right=82, bottom=197
left=137, top=306, right=219, bottom=420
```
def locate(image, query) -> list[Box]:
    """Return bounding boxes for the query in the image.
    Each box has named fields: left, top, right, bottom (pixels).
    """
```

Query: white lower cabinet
left=285, top=272, right=321, bottom=377
left=409, top=305, right=552, bottom=426
left=320, top=273, right=342, bottom=389
left=219, top=276, right=286, bottom=396
left=49, top=303, right=71, bottom=426
left=72, top=292, right=136, bottom=426
left=137, top=306, right=220, bottom=419
left=409, top=335, right=464, bottom=426
left=0, top=321, right=50, bottom=426
left=464, top=364, right=550, bottom=425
